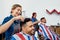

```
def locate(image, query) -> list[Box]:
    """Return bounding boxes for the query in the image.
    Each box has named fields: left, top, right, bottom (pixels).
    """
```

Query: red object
left=46, top=9, right=60, bottom=14
left=16, top=33, right=26, bottom=40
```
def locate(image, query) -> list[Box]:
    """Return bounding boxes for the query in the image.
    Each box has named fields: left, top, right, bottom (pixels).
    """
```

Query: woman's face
left=34, top=14, right=37, bottom=18
left=12, top=7, right=22, bottom=17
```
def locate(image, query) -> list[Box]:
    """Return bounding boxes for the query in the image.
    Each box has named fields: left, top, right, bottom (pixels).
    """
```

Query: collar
left=40, top=23, right=45, bottom=25
left=10, top=15, right=14, bottom=18
left=21, top=31, right=33, bottom=37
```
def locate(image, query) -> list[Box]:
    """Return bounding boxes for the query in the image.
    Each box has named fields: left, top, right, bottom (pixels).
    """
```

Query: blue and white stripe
left=38, top=24, right=59, bottom=40
left=11, top=32, right=38, bottom=40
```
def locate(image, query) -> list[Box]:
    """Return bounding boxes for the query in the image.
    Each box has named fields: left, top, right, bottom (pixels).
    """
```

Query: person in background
left=38, top=17, right=59, bottom=40
left=11, top=18, right=39, bottom=40
left=49, top=26, right=59, bottom=40
left=31, top=12, right=40, bottom=39
left=2, top=4, right=24, bottom=40
left=31, top=12, right=39, bottom=31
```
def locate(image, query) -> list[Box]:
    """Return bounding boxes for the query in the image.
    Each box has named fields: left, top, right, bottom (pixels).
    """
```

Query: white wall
left=0, top=0, right=60, bottom=26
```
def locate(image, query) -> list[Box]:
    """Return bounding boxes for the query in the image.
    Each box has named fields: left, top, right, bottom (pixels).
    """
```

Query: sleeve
left=2, top=17, right=10, bottom=25
left=31, top=19, right=35, bottom=22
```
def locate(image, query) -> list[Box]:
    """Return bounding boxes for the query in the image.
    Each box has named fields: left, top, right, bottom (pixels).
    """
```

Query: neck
left=41, top=22, right=45, bottom=25
left=32, top=16, right=36, bottom=18
left=22, top=29, right=28, bottom=34
left=11, top=13, right=16, bottom=17
left=22, top=29, right=32, bottom=36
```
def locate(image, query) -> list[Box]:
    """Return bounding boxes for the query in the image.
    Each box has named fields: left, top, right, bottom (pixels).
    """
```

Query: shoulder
left=4, top=15, right=13, bottom=21
left=2, top=15, right=13, bottom=24
left=2, top=16, right=9, bottom=24
left=11, top=32, right=23, bottom=40
left=4, top=16, right=9, bottom=21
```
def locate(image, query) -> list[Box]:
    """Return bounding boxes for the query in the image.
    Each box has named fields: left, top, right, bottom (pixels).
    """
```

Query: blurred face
left=12, top=7, right=22, bottom=17
left=23, top=21, right=35, bottom=35
left=41, top=18, right=46, bottom=23
left=49, top=27, right=54, bottom=32
left=34, top=14, right=37, bottom=18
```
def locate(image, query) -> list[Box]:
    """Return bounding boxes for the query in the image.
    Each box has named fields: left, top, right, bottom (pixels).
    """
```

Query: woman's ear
left=11, top=9, right=14, bottom=13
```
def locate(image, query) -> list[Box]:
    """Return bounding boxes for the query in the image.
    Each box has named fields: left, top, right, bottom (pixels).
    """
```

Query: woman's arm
left=0, top=18, right=15, bottom=34
left=0, top=15, right=24, bottom=34
left=33, top=20, right=40, bottom=25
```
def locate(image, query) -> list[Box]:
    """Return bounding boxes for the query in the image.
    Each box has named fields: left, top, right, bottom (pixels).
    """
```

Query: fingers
left=14, top=15, right=24, bottom=21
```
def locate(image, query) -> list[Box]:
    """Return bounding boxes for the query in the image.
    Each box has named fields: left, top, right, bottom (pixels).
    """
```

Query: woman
left=2, top=4, right=24, bottom=40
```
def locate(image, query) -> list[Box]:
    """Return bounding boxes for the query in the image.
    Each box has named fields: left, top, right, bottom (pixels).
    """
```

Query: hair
left=11, top=4, right=22, bottom=13
left=20, top=18, right=32, bottom=27
left=32, top=12, right=36, bottom=18
left=40, top=17, right=45, bottom=21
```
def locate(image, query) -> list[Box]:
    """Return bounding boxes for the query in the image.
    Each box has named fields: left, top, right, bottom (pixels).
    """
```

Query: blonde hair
left=11, top=4, right=22, bottom=13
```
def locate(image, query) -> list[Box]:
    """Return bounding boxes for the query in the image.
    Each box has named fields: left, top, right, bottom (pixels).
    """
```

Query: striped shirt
left=11, top=32, right=38, bottom=40
left=38, top=24, right=59, bottom=40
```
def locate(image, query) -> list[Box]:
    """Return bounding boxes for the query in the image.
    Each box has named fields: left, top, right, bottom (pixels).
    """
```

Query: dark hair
left=32, top=12, right=36, bottom=18
left=40, top=17, right=45, bottom=21
left=11, top=4, right=22, bottom=13
left=20, top=18, right=32, bottom=27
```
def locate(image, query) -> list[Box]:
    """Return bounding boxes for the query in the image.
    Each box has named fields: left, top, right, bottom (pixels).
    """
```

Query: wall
left=0, top=0, right=60, bottom=26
